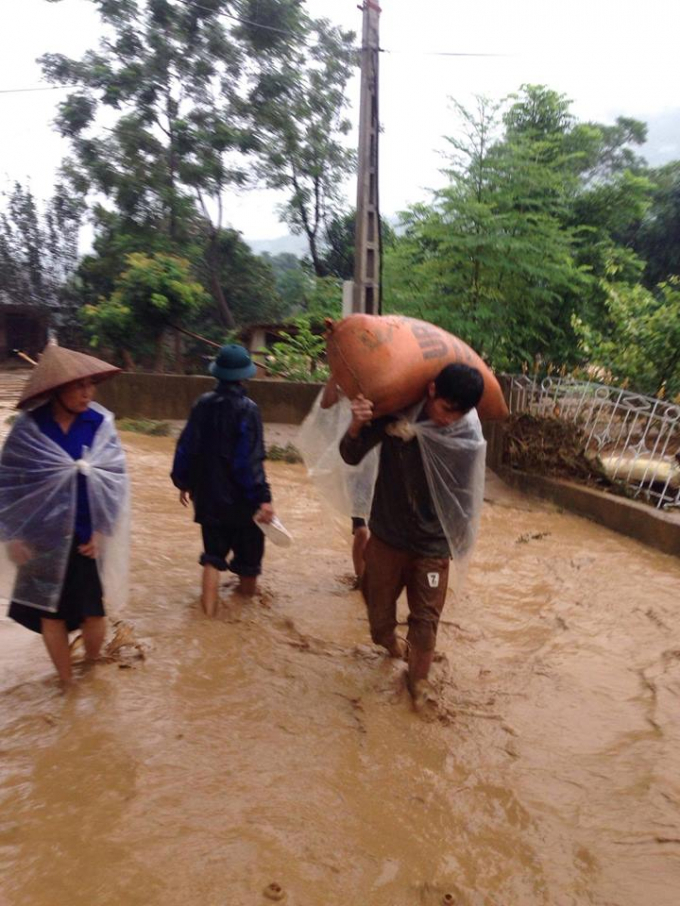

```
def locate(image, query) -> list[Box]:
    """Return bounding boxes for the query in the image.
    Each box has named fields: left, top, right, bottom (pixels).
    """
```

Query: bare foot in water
left=236, top=576, right=258, bottom=597
left=408, top=678, right=438, bottom=714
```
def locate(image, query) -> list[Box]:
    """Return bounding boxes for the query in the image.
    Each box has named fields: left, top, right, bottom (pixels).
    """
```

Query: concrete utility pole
left=352, top=0, right=382, bottom=315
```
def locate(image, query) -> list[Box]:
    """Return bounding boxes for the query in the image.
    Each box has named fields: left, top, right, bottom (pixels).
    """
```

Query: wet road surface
left=1, top=423, right=679, bottom=906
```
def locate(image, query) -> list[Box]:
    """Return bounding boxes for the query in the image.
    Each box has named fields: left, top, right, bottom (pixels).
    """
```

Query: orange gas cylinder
left=325, top=314, right=508, bottom=421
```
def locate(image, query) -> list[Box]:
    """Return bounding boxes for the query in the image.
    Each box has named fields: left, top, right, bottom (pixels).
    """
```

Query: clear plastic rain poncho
left=298, top=393, right=487, bottom=585
left=0, top=402, right=130, bottom=614
left=297, top=393, right=379, bottom=525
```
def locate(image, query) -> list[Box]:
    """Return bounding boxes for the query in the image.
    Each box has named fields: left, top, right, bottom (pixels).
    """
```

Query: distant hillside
left=245, top=214, right=403, bottom=259
left=245, top=234, right=308, bottom=257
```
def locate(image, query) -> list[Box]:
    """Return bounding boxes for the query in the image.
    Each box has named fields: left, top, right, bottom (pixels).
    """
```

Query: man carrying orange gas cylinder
left=323, top=314, right=507, bottom=708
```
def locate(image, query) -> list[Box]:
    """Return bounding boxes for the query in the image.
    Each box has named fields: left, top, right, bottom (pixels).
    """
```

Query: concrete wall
left=96, top=373, right=325, bottom=425
left=500, top=468, right=680, bottom=559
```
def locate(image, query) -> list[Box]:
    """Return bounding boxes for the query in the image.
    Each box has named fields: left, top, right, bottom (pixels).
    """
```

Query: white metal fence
left=507, top=375, right=680, bottom=510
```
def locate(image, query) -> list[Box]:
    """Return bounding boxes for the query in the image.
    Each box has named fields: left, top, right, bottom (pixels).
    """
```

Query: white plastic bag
left=297, top=391, right=379, bottom=524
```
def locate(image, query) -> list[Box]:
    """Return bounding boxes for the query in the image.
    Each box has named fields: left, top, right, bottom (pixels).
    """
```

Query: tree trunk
left=207, top=235, right=236, bottom=329
left=307, top=231, right=325, bottom=278
left=121, top=350, right=136, bottom=372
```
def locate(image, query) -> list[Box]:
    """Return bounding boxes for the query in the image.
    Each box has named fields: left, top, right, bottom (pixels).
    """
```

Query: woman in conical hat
left=0, top=344, right=130, bottom=686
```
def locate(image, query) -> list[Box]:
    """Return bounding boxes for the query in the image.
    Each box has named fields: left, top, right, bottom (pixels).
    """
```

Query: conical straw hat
left=17, top=344, right=120, bottom=410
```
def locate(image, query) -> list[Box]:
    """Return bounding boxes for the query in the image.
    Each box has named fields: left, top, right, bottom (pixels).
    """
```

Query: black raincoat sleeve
left=339, top=417, right=392, bottom=466
left=170, top=417, right=196, bottom=492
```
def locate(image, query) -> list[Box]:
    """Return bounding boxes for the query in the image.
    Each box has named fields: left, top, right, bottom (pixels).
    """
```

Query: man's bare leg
left=236, top=575, right=258, bottom=597
left=81, top=616, right=107, bottom=661
left=201, top=564, right=220, bottom=616
left=41, top=618, right=73, bottom=685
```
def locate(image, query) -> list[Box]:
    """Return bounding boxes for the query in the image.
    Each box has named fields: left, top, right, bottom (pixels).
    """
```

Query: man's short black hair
left=434, top=363, right=484, bottom=412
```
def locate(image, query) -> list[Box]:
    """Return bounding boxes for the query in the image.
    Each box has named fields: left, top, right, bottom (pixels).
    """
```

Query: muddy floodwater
left=1, top=429, right=679, bottom=906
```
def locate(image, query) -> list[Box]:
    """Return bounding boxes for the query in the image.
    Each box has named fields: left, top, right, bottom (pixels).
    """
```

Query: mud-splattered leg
left=201, top=564, right=220, bottom=617
left=41, top=618, right=73, bottom=684
left=82, top=616, right=107, bottom=661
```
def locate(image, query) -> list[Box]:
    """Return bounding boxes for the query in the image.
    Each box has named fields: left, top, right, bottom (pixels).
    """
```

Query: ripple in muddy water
left=1, top=433, right=679, bottom=906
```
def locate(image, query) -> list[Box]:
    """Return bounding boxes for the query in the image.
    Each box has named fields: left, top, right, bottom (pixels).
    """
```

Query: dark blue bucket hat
left=209, top=344, right=257, bottom=381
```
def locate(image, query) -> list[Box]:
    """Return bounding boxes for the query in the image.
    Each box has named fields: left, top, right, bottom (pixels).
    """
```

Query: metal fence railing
left=507, top=375, right=680, bottom=511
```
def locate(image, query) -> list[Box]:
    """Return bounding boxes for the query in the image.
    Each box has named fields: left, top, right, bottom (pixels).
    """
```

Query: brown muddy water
left=1, top=429, right=679, bottom=906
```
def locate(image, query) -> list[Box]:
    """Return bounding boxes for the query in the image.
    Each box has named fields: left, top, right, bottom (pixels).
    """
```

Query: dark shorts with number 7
left=360, top=534, right=450, bottom=652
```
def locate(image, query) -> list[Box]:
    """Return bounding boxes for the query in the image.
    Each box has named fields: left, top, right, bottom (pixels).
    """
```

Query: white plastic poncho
left=0, top=402, right=130, bottom=614
left=299, top=396, right=487, bottom=586
left=297, top=392, right=379, bottom=525
left=395, top=405, right=487, bottom=565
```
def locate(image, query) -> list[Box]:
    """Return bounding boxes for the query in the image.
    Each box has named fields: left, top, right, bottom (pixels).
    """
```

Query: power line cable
left=0, top=0, right=512, bottom=98
left=0, top=45, right=511, bottom=95
left=0, top=85, right=82, bottom=95
left=173, top=0, right=513, bottom=55
left=179, top=0, right=306, bottom=38
left=383, top=49, right=511, bottom=57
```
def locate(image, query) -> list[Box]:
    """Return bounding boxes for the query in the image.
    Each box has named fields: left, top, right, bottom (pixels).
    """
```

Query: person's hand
left=179, top=489, right=192, bottom=507
left=7, top=540, right=32, bottom=566
left=255, top=502, right=274, bottom=525
left=78, top=535, right=99, bottom=558
left=348, top=394, right=374, bottom=437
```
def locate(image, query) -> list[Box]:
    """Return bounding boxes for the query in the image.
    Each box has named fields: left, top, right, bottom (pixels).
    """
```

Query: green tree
left=315, top=209, right=397, bottom=280
left=303, top=275, right=343, bottom=322
left=83, top=252, right=209, bottom=370
left=246, top=15, right=356, bottom=275
left=40, top=0, right=293, bottom=327
left=0, top=181, right=84, bottom=339
left=261, top=252, right=315, bottom=314
left=573, top=278, right=680, bottom=399
left=635, top=162, right=680, bottom=286
left=384, top=86, right=662, bottom=374
left=258, top=252, right=343, bottom=319
left=563, top=112, right=653, bottom=326
left=384, top=91, right=589, bottom=369
left=0, top=181, right=82, bottom=308
left=194, top=228, right=285, bottom=326
left=264, top=315, right=329, bottom=382
left=75, top=212, right=284, bottom=336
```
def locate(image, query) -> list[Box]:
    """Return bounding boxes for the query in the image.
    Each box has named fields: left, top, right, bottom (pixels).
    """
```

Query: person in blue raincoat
left=171, top=344, right=275, bottom=616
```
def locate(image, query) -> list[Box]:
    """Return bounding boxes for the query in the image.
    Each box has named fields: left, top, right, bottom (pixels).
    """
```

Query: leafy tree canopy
left=83, top=251, right=209, bottom=369
left=383, top=85, right=662, bottom=378
left=573, top=278, right=680, bottom=399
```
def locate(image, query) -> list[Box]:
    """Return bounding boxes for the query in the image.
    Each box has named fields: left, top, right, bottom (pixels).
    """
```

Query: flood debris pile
left=503, top=413, right=613, bottom=487
left=266, top=442, right=303, bottom=463
left=69, top=619, right=147, bottom=668
left=117, top=418, right=171, bottom=436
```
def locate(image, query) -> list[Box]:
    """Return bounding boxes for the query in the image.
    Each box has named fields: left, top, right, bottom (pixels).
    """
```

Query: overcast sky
left=1, top=0, right=678, bottom=244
